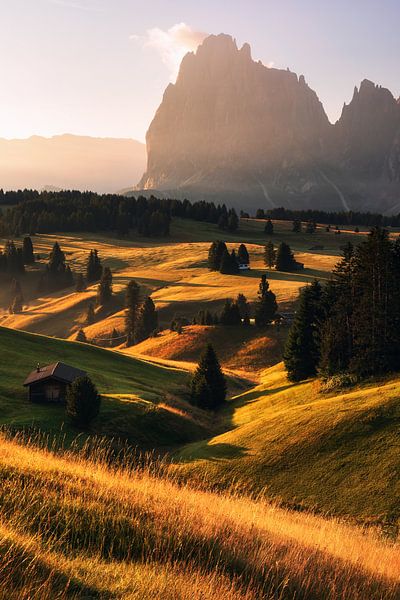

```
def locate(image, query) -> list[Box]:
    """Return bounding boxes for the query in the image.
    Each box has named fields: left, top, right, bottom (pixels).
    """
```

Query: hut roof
left=23, top=362, right=87, bottom=387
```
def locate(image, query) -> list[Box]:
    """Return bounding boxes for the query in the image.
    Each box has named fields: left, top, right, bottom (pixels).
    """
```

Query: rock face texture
left=138, top=34, right=400, bottom=213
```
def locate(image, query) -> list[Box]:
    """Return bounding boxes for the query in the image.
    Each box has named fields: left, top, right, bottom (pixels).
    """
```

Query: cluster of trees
left=217, top=207, right=239, bottom=232
left=264, top=241, right=302, bottom=272
left=0, top=191, right=171, bottom=238
left=284, top=228, right=400, bottom=381
left=125, top=280, right=159, bottom=345
left=292, top=220, right=317, bottom=233
left=38, top=242, right=74, bottom=292
left=208, top=242, right=250, bottom=274
left=0, top=190, right=244, bottom=239
left=0, top=236, right=35, bottom=276
left=255, top=206, right=399, bottom=228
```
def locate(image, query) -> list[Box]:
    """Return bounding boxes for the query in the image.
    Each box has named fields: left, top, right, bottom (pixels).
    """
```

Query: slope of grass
left=0, top=326, right=212, bottom=447
left=131, top=324, right=286, bottom=378
left=176, top=364, right=400, bottom=524
left=0, top=433, right=398, bottom=599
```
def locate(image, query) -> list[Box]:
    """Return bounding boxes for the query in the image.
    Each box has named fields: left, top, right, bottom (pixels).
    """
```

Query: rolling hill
left=0, top=326, right=212, bottom=447
left=0, top=432, right=398, bottom=599
left=176, top=363, right=400, bottom=524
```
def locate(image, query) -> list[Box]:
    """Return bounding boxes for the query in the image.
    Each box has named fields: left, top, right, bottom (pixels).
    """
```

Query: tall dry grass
left=0, top=433, right=398, bottom=599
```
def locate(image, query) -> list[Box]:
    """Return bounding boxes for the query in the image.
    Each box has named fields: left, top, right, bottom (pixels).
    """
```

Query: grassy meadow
left=1, top=216, right=400, bottom=598
left=0, top=433, right=399, bottom=600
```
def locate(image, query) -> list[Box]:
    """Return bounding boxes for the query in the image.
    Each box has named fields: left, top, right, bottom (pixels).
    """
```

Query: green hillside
left=177, top=363, right=400, bottom=524
left=0, top=327, right=209, bottom=447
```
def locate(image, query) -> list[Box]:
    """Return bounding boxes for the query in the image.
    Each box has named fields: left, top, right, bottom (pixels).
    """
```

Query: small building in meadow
left=23, top=362, right=87, bottom=403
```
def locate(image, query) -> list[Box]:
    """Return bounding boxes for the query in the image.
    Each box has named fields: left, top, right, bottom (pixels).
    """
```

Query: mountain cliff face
left=138, top=34, right=400, bottom=213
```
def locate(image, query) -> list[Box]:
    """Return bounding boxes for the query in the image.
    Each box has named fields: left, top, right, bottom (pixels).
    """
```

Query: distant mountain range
left=137, top=34, right=400, bottom=214
left=0, top=134, right=146, bottom=194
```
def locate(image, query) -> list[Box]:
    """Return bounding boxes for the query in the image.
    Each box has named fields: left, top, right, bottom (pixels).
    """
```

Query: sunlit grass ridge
left=0, top=433, right=398, bottom=599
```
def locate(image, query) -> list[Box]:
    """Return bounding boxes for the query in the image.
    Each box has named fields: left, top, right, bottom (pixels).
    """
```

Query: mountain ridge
left=138, top=34, right=400, bottom=213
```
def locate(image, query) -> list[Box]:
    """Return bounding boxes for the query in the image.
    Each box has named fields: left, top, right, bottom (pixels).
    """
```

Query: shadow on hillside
left=231, top=383, right=299, bottom=408
left=180, top=442, right=248, bottom=462
left=242, top=268, right=329, bottom=283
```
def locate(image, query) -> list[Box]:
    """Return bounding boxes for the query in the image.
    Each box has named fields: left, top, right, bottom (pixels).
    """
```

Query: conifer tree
left=86, top=302, right=95, bottom=325
left=264, top=241, right=276, bottom=268
left=75, top=273, right=86, bottom=292
left=254, top=274, right=277, bottom=326
left=86, top=249, right=102, bottom=283
left=134, top=297, right=158, bottom=343
left=66, top=376, right=101, bottom=429
left=125, top=280, right=141, bottom=346
left=236, top=293, right=251, bottom=325
left=22, top=236, right=35, bottom=264
left=283, top=281, right=323, bottom=381
left=97, top=267, right=113, bottom=306
left=219, top=299, right=242, bottom=326
left=275, top=242, right=298, bottom=272
left=292, top=220, right=302, bottom=233
left=9, top=294, right=23, bottom=314
left=219, top=248, right=232, bottom=274
left=76, top=329, right=87, bottom=343
left=111, top=328, right=120, bottom=347
left=208, top=241, right=228, bottom=271
left=190, top=344, right=227, bottom=410
left=227, top=209, right=239, bottom=232
left=237, top=243, right=249, bottom=266
left=264, top=219, right=274, bottom=235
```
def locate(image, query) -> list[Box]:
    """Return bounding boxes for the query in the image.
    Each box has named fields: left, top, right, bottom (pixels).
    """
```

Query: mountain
left=138, top=34, right=400, bottom=213
left=0, top=134, right=146, bottom=193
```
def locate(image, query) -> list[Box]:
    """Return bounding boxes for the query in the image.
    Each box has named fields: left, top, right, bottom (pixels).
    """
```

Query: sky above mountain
left=1, top=0, right=399, bottom=141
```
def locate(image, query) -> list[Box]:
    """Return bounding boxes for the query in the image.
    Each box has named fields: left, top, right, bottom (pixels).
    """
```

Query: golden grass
left=0, top=433, right=399, bottom=599
left=1, top=222, right=338, bottom=344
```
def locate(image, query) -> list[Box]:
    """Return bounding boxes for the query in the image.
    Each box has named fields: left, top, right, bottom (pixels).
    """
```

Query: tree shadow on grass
left=180, top=442, right=248, bottom=462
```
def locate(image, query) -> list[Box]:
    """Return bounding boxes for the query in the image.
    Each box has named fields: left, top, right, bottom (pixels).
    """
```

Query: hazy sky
left=1, top=0, right=399, bottom=141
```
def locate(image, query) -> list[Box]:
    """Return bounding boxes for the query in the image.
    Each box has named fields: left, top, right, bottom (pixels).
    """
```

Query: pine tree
left=283, top=281, right=323, bottom=381
left=219, top=299, right=242, bottom=326
left=9, top=294, right=23, bottom=314
left=190, top=344, right=227, bottom=410
left=227, top=209, right=239, bottom=232
left=305, top=221, right=316, bottom=234
left=75, top=273, right=86, bottom=292
left=236, top=293, right=251, bottom=325
left=275, top=242, right=298, bottom=272
left=76, top=328, right=87, bottom=342
left=219, top=248, right=232, bottom=274
left=254, top=274, right=277, bottom=326
left=97, top=267, right=113, bottom=306
left=264, top=242, right=276, bottom=268
left=22, top=236, right=35, bottom=264
left=264, top=219, right=274, bottom=235
left=237, top=243, right=249, bottom=266
left=292, top=220, right=302, bottom=233
left=208, top=241, right=228, bottom=271
left=66, top=376, right=101, bottom=429
left=229, top=250, right=239, bottom=274
left=134, top=297, right=158, bottom=343
left=110, top=328, right=120, bottom=347
left=125, top=280, right=141, bottom=346
left=86, top=249, right=102, bottom=283
left=86, top=302, right=95, bottom=325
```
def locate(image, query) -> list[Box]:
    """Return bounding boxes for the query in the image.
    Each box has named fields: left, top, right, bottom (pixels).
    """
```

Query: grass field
left=0, top=326, right=216, bottom=448
left=0, top=218, right=349, bottom=337
left=176, top=363, right=400, bottom=525
left=0, top=433, right=398, bottom=600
